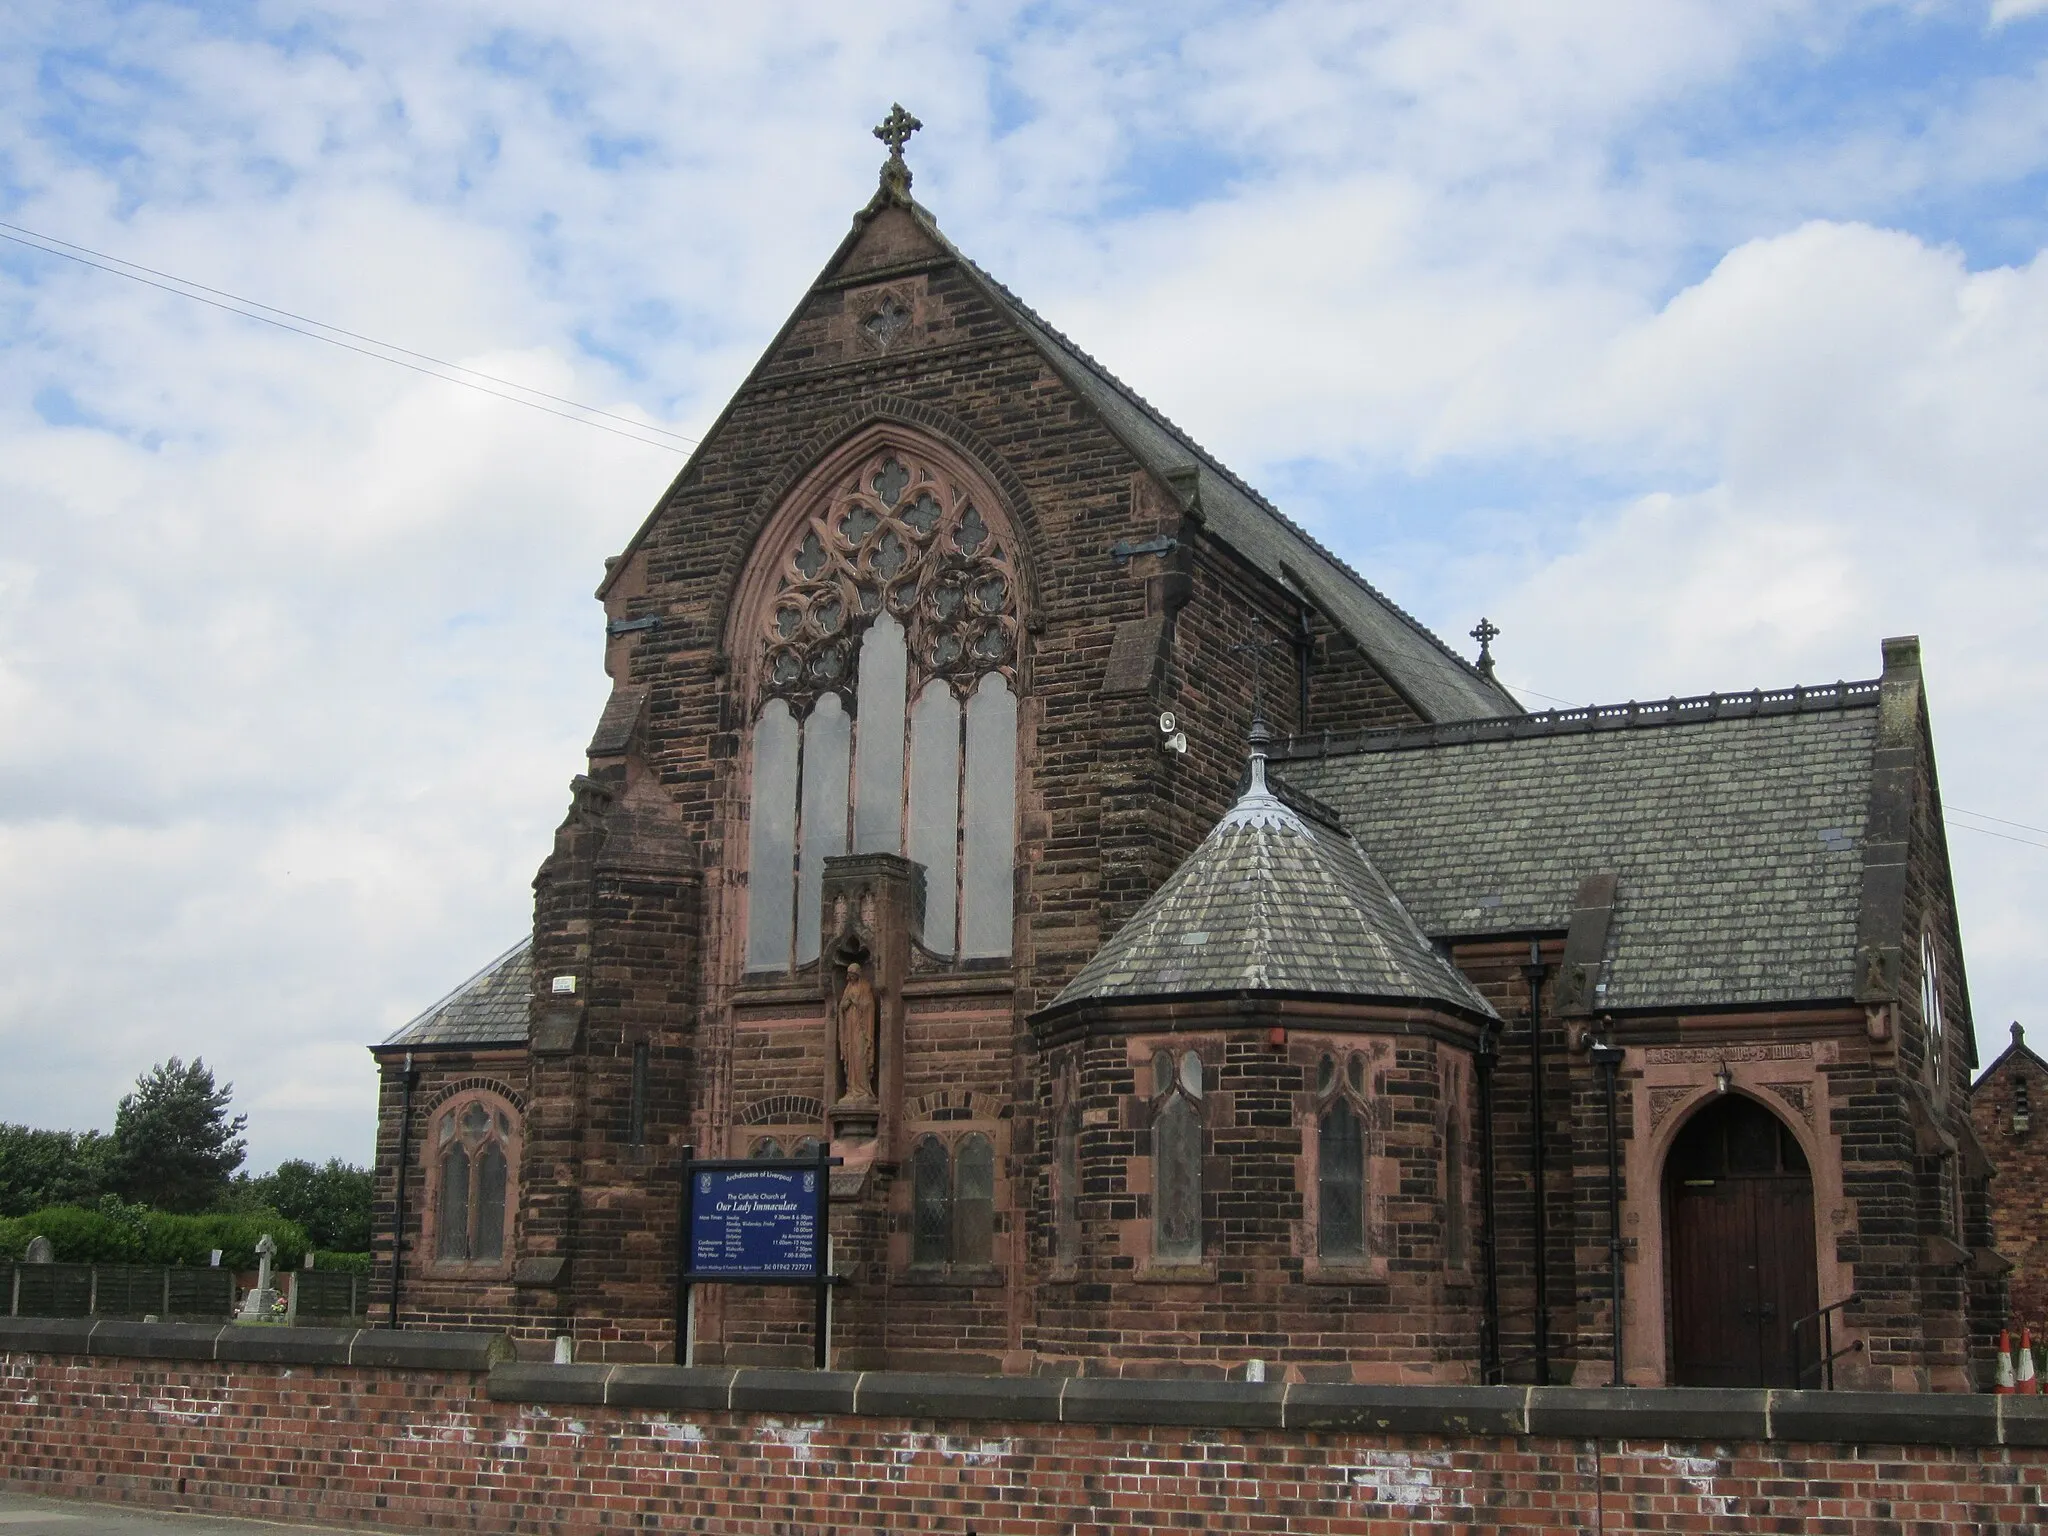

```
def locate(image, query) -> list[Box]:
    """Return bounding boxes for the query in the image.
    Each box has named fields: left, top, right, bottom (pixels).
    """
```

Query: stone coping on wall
left=0, top=1315, right=512, bottom=1371
left=487, top=1364, right=2047, bottom=1448
left=5, top=1316, right=2041, bottom=1448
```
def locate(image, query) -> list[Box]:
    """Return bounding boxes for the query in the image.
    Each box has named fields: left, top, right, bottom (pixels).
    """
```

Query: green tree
left=229, top=1157, right=373, bottom=1251
left=0, top=1124, right=113, bottom=1216
left=108, top=1057, right=248, bottom=1214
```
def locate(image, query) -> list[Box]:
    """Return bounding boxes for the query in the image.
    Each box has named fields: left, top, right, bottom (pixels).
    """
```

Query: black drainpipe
left=1477, top=1020, right=1503, bottom=1384
left=388, top=1051, right=418, bottom=1330
left=1525, top=940, right=1552, bottom=1385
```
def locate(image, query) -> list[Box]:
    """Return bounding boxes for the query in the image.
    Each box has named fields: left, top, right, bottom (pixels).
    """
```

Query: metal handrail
left=1792, top=1292, right=1864, bottom=1389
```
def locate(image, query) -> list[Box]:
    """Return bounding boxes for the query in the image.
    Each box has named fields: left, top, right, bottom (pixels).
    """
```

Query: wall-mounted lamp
left=1713, top=1061, right=1732, bottom=1096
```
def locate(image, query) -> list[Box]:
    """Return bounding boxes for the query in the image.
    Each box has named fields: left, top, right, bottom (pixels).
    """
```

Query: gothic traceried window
left=430, top=1092, right=519, bottom=1269
left=743, top=444, right=1023, bottom=971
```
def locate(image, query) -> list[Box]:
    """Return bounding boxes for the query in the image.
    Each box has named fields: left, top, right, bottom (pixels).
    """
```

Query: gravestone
left=237, top=1233, right=279, bottom=1321
left=23, top=1235, right=53, bottom=1264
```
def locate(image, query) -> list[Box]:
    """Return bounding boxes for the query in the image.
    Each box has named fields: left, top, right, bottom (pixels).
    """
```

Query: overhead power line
left=1947, top=806, right=2048, bottom=839
left=1945, top=819, right=2048, bottom=853
left=0, top=219, right=696, bottom=454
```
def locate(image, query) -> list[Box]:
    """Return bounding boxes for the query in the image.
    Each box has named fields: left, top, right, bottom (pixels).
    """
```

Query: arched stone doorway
left=1664, top=1094, right=1820, bottom=1387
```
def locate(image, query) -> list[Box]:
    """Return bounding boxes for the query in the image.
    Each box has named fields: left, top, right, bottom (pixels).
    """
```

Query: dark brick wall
left=1030, top=1016, right=1483, bottom=1379
left=369, top=1049, right=531, bottom=1338
left=1975, top=1043, right=2048, bottom=1331
left=1447, top=937, right=1577, bottom=1383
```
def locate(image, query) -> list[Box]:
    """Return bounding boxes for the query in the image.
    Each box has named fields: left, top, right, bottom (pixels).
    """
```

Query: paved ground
left=0, top=1492, right=390, bottom=1536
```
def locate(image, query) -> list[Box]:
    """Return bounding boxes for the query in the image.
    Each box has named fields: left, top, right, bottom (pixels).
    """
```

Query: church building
left=370, top=112, right=2001, bottom=1390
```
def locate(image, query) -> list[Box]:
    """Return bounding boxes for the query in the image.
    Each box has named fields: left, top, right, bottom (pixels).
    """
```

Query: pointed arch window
left=1153, top=1050, right=1205, bottom=1265
left=428, top=1092, right=520, bottom=1271
left=1315, top=1051, right=1368, bottom=1261
left=743, top=446, right=1022, bottom=972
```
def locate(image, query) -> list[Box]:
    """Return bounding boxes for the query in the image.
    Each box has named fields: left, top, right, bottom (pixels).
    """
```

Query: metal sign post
left=678, top=1143, right=840, bottom=1370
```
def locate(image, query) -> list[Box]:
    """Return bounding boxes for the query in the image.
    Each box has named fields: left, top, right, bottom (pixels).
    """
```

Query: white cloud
left=1, top=0, right=2043, bottom=1164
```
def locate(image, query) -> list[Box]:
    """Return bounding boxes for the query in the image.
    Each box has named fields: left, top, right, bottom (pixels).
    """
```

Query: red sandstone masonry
left=7, top=1347, right=2048, bottom=1535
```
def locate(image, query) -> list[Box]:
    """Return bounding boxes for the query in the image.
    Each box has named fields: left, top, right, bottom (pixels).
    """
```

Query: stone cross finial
left=873, top=104, right=922, bottom=198
left=874, top=103, right=922, bottom=159
left=1470, top=617, right=1500, bottom=679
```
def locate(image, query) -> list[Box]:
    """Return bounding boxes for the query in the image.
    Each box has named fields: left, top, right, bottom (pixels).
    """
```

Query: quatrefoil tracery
left=760, top=451, right=1020, bottom=712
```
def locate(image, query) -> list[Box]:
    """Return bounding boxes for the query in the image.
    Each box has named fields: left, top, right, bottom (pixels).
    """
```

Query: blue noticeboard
left=687, top=1163, right=824, bottom=1280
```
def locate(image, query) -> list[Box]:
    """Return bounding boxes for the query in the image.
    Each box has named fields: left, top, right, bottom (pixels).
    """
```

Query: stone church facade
left=370, top=121, right=2001, bottom=1389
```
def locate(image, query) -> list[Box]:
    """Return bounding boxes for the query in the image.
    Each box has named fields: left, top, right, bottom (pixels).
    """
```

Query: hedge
left=0, top=1206, right=308, bottom=1270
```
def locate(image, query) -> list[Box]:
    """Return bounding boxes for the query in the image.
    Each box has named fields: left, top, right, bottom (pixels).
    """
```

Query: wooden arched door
left=1665, top=1094, right=1819, bottom=1387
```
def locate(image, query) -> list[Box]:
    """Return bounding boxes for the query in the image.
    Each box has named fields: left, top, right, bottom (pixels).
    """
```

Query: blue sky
left=1, top=0, right=2045, bottom=1168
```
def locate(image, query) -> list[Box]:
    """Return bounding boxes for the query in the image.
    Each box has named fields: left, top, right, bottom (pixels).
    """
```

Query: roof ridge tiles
left=1272, top=678, right=1884, bottom=760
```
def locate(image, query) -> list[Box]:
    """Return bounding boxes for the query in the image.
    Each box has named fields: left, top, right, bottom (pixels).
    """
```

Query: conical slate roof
left=1048, top=740, right=1496, bottom=1021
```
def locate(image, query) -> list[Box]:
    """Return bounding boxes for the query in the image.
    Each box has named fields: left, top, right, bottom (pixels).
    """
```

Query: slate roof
left=1047, top=750, right=1496, bottom=1021
left=941, top=245, right=1520, bottom=724
left=1275, top=684, right=1883, bottom=1012
left=380, top=939, right=532, bottom=1050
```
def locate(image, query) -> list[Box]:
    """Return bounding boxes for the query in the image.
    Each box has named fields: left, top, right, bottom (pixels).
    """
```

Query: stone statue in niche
left=837, top=962, right=878, bottom=1104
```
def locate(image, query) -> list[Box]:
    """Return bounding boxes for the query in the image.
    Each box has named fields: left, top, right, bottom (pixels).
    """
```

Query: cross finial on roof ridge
left=1470, top=617, right=1500, bottom=679
left=873, top=104, right=922, bottom=198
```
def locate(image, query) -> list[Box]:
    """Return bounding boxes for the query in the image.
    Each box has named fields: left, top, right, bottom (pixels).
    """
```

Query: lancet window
left=1920, top=927, right=1946, bottom=1087
left=1315, top=1052, right=1368, bottom=1261
left=1153, top=1050, right=1205, bottom=1265
left=743, top=444, right=1023, bottom=972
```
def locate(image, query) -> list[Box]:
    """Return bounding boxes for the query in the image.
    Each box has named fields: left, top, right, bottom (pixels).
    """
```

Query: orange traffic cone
left=2021, top=1328, right=2039, bottom=1394
left=1997, top=1330, right=2016, bottom=1393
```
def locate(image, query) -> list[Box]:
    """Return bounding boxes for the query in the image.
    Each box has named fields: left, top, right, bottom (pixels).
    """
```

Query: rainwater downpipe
left=1476, top=1020, right=1503, bottom=1384
left=388, top=1051, right=418, bottom=1330
left=1525, top=940, right=1552, bottom=1385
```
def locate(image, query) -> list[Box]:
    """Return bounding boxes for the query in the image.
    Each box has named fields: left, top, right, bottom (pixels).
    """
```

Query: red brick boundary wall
left=5, top=1320, right=2047, bottom=1533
